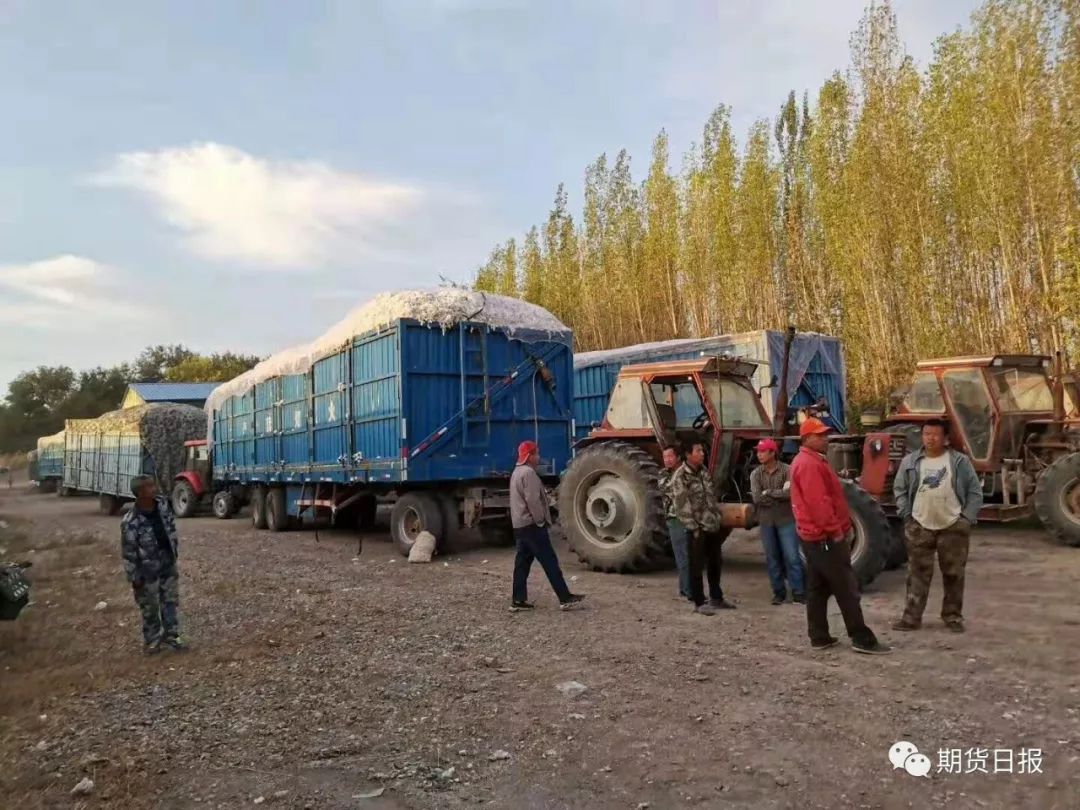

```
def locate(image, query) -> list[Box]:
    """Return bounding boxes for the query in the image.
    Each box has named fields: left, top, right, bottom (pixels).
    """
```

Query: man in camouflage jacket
left=121, top=475, right=185, bottom=654
left=658, top=446, right=691, bottom=600
left=672, top=441, right=735, bottom=615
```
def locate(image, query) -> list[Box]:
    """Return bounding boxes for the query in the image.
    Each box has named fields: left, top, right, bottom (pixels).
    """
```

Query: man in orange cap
left=509, top=440, right=585, bottom=612
left=790, top=418, right=891, bottom=654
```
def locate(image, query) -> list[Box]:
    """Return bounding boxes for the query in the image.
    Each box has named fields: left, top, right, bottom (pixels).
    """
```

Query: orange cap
left=799, top=417, right=831, bottom=438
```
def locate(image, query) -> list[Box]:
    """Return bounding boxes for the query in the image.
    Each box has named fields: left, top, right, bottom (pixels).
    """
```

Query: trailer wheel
left=171, top=480, right=198, bottom=519
left=99, top=493, right=122, bottom=516
left=391, top=493, right=444, bottom=557
left=556, top=441, right=669, bottom=573
left=1034, top=452, right=1080, bottom=547
left=266, top=487, right=289, bottom=532
left=212, top=491, right=236, bottom=520
left=251, top=486, right=268, bottom=530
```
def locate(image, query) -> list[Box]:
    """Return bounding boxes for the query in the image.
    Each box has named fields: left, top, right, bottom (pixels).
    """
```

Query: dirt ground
left=1, top=471, right=1078, bottom=810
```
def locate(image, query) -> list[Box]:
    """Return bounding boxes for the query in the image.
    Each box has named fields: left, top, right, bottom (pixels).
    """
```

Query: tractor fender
left=173, top=470, right=205, bottom=497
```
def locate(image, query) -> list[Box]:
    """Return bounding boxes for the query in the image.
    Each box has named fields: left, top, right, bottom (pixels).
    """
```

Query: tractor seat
left=654, top=403, right=678, bottom=447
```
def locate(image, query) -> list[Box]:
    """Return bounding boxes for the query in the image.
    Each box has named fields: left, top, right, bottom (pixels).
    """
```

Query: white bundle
left=408, top=531, right=437, bottom=563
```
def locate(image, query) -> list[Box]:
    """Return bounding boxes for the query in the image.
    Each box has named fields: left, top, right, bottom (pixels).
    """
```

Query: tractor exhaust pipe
left=773, top=325, right=796, bottom=436
left=1051, top=350, right=1066, bottom=438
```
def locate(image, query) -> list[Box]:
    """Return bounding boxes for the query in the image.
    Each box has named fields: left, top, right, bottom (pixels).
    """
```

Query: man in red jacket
left=790, top=418, right=891, bottom=655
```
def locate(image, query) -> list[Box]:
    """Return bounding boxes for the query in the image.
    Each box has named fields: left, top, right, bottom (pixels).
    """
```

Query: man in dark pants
left=509, top=441, right=585, bottom=612
left=121, top=475, right=186, bottom=654
left=658, top=445, right=691, bottom=600
left=790, top=418, right=890, bottom=655
left=672, top=441, right=735, bottom=615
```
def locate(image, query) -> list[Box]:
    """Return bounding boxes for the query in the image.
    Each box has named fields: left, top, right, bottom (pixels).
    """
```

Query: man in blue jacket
left=121, top=475, right=186, bottom=654
left=892, top=420, right=983, bottom=633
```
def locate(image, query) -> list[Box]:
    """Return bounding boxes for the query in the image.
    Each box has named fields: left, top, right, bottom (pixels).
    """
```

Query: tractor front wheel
left=556, top=441, right=669, bottom=573
left=1033, top=452, right=1080, bottom=547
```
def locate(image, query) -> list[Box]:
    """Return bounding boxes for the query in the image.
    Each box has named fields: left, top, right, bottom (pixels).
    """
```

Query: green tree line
left=0, top=345, right=260, bottom=453
left=475, top=0, right=1080, bottom=407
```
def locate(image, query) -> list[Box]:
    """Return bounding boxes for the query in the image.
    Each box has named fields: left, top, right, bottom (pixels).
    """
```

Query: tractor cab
left=886, top=355, right=1073, bottom=468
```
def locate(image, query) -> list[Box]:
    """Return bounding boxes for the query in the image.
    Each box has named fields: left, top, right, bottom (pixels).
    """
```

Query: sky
left=0, top=0, right=982, bottom=392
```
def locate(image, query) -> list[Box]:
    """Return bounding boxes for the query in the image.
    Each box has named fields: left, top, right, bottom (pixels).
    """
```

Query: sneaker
left=944, top=619, right=965, bottom=633
left=509, top=601, right=535, bottom=612
left=709, top=598, right=737, bottom=610
left=792, top=593, right=806, bottom=604
left=891, top=619, right=920, bottom=631
left=144, top=641, right=162, bottom=656
left=810, top=637, right=839, bottom=649
left=771, top=594, right=786, bottom=606
left=852, top=639, right=893, bottom=655
left=559, top=594, right=585, bottom=611
left=162, top=636, right=188, bottom=652
left=694, top=604, right=716, bottom=616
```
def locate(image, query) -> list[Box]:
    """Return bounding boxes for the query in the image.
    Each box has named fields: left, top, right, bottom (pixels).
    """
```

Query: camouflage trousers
left=902, top=520, right=970, bottom=625
left=132, top=565, right=180, bottom=646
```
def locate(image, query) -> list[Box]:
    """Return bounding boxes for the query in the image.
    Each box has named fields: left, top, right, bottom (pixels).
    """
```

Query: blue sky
left=0, top=0, right=981, bottom=391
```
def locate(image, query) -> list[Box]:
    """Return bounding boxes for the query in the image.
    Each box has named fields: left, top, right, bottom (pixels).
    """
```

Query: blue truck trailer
left=34, top=431, right=66, bottom=492
left=207, top=290, right=574, bottom=555
left=572, top=330, right=847, bottom=441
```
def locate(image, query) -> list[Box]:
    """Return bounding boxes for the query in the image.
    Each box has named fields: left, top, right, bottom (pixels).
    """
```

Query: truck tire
left=391, top=493, right=444, bottom=557
left=212, top=491, right=236, bottom=520
left=266, top=487, right=289, bottom=532
left=251, top=486, right=268, bottom=530
left=99, top=493, right=122, bottom=516
left=883, top=519, right=908, bottom=570
left=556, top=441, right=668, bottom=573
left=1033, top=452, right=1080, bottom=547
left=172, top=480, right=198, bottom=519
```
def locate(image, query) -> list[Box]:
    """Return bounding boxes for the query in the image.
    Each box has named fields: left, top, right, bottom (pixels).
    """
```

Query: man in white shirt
left=892, top=419, right=983, bottom=632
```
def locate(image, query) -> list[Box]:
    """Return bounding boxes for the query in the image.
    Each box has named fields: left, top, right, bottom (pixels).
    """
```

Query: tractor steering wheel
left=692, top=411, right=711, bottom=431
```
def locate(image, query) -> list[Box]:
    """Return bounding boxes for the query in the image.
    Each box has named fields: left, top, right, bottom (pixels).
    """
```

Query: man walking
left=121, top=475, right=185, bottom=654
left=658, top=445, right=691, bottom=600
left=672, top=441, right=735, bottom=615
left=509, top=441, right=585, bottom=611
left=892, top=419, right=983, bottom=633
left=790, top=418, right=890, bottom=654
left=750, top=438, right=805, bottom=605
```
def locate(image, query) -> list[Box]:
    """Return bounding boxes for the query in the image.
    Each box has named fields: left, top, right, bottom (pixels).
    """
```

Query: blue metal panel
left=351, top=331, right=401, bottom=463
left=279, top=373, right=310, bottom=466
left=312, top=351, right=348, bottom=466
left=38, top=444, right=64, bottom=479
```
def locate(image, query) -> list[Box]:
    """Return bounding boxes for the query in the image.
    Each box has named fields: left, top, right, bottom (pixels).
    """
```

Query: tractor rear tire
left=172, top=480, right=198, bottom=519
left=391, top=493, right=444, bottom=557
left=557, top=441, right=669, bottom=573
left=266, top=487, right=289, bottom=532
left=1033, top=452, right=1080, bottom=547
left=803, top=480, right=888, bottom=587
left=251, top=486, right=268, bottom=530
left=883, top=519, right=908, bottom=570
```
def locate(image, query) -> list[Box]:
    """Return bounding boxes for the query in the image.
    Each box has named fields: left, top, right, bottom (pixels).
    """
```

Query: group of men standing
left=654, top=415, right=983, bottom=654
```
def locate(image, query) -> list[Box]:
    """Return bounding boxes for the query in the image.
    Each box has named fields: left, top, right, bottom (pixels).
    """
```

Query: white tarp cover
left=205, top=288, right=571, bottom=431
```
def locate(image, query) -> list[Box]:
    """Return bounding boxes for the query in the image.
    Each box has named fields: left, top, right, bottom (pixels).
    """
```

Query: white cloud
left=0, top=255, right=152, bottom=328
left=93, top=143, right=424, bottom=269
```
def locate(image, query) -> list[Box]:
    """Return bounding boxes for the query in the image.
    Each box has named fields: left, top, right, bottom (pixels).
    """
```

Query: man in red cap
left=509, top=440, right=585, bottom=611
left=789, top=418, right=890, bottom=654
left=750, top=437, right=805, bottom=605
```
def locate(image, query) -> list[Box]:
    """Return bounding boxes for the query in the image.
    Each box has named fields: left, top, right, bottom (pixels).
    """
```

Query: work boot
left=892, top=618, right=921, bottom=631
left=771, top=593, right=786, bottom=606
left=852, top=639, right=893, bottom=655
left=144, top=641, right=162, bottom=656
left=694, top=603, right=716, bottom=616
left=509, top=601, right=535, bottom=613
left=709, top=598, right=736, bottom=610
left=163, top=636, right=188, bottom=652
left=810, top=637, right=839, bottom=650
left=944, top=619, right=965, bottom=633
left=792, top=593, right=806, bottom=604
left=559, top=594, right=586, bottom=611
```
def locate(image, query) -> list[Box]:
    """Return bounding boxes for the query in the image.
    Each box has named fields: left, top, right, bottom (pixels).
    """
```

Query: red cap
left=517, top=440, right=538, bottom=464
left=799, top=417, right=831, bottom=438
left=755, top=438, right=779, bottom=453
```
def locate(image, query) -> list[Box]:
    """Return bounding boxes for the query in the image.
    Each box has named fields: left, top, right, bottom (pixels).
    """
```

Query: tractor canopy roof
left=915, top=354, right=1051, bottom=371
left=616, top=355, right=759, bottom=381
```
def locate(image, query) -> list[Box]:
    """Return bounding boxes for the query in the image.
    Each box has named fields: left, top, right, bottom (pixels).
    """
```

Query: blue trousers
left=667, top=518, right=691, bottom=599
left=760, top=523, right=805, bottom=598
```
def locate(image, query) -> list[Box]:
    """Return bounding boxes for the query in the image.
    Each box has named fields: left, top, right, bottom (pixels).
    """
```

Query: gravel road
left=1, top=478, right=1078, bottom=809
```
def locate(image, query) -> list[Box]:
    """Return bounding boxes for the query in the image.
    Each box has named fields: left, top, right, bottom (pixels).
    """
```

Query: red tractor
left=171, top=439, right=240, bottom=519
left=831, top=354, right=1080, bottom=550
left=557, top=356, right=891, bottom=586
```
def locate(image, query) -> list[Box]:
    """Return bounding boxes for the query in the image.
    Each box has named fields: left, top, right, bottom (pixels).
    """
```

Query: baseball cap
left=517, top=440, right=538, bottom=464
left=798, top=417, right=831, bottom=438
left=755, top=438, right=779, bottom=452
